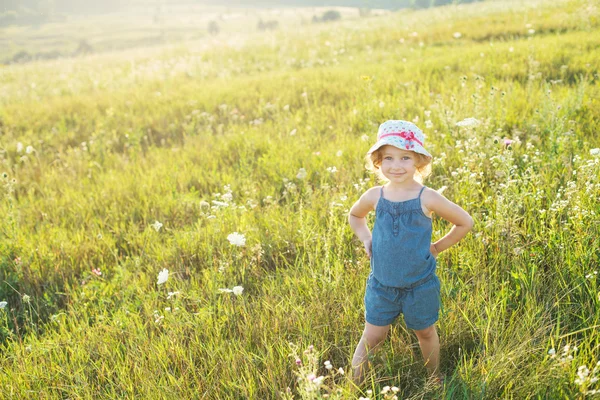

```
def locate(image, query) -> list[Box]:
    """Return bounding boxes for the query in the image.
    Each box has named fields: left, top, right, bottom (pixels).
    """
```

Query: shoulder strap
left=418, top=186, right=426, bottom=199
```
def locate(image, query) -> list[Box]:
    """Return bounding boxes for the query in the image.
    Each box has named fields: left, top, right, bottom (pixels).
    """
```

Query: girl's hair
left=365, top=146, right=432, bottom=183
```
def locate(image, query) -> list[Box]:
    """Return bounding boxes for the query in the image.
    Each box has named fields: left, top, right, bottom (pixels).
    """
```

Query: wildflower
left=295, top=358, right=302, bottom=365
left=313, top=376, right=325, bottom=386
left=528, top=29, right=535, bottom=35
left=289, top=129, right=297, bottom=136
left=361, top=75, right=371, bottom=82
left=92, top=268, right=102, bottom=276
left=336, top=150, right=343, bottom=157
left=232, top=286, right=244, bottom=296
left=338, top=367, right=344, bottom=375
left=151, top=221, right=163, bottom=232
left=548, top=348, right=556, bottom=356
left=0, top=301, right=7, bottom=309
left=16, top=142, right=23, bottom=152
left=284, top=104, right=290, bottom=111
left=14, top=257, right=21, bottom=264
left=307, top=373, right=316, bottom=381
left=157, top=268, right=169, bottom=285
left=218, top=288, right=233, bottom=293
left=590, top=148, right=600, bottom=156
left=167, top=291, right=180, bottom=299
left=296, top=168, right=307, bottom=179
left=361, top=134, right=369, bottom=141
left=26, top=146, right=34, bottom=154
left=456, top=117, right=481, bottom=127
left=379, top=101, right=385, bottom=108
left=164, top=307, right=171, bottom=311
left=22, top=294, right=31, bottom=303
left=504, top=138, right=514, bottom=146
left=227, top=232, right=246, bottom=246
left=324, top=360, right=332, bottom=370
left=453, top=32, right=462, bottom=38
left=425, top=120, right=433, bottom=129
left=326, top=166, right=338, bottom=173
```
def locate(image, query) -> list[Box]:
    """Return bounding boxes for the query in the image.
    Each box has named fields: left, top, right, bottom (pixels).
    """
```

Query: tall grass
left=0, top=0, right=599, bottom=397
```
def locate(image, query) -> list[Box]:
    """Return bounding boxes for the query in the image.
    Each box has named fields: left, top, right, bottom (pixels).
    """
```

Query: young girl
left=348, top=120, right=474, bottom=385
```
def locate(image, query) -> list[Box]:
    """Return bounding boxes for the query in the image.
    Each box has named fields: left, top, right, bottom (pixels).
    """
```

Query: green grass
left=1, top=0, right=600, bottom=398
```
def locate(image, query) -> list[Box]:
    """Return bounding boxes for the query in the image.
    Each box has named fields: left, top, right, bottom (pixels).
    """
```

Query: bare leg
left=413, top=324, right=442, bottom=379
left=351, top=322, right=390, bottom=384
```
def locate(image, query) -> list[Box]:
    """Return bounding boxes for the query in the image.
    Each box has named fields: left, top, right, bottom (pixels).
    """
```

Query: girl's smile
left=380, top=145, right=417, bottom=183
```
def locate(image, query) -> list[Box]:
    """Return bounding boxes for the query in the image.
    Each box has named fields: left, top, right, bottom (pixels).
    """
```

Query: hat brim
left=367, top=138, right=432, bottom=159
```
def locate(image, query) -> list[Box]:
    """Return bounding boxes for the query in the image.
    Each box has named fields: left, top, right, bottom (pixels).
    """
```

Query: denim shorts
left=364, top=272, right=440, bottom=330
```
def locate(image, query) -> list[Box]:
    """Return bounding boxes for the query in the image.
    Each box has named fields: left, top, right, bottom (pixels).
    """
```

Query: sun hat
left=367, top=120, right=431, bottom=159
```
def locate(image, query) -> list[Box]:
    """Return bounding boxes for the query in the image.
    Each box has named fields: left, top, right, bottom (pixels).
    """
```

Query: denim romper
left=364, top=185, right=441, bottom=329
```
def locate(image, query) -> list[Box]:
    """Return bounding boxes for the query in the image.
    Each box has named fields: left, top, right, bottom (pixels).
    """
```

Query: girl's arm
left=348, top=187, right=378, bottom=258
left=423, top=188, right=474, bottom=256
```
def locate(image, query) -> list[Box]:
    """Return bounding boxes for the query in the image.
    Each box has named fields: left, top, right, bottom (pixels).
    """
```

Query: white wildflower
left=227, top=232, right=246, bottom=246
left=151, top=221, right=163, bottom=232
left=167, top=291, right=180, bottom=299
left=22, top=294, right=31, bottom=303
left=26, top=146, right=34, bottom=154
left=336, top=150, right=343, bottom=157
left=326, top=166, right=337, bottom=173
left=0, top=301, right=7, bottom=309
left=453, top=32, right=462, bottom=39
left=16, top=142, right=23, bottom=152
left=456, top=117, right=481, bottom=127
left=361, top=134, right=370, bottom=141
left=157, top=268, right=169, bottom=285
left=296, top=168, right=307, bottom=179
left=232, top=286, right=244, bottom=296
left=590, top=148, right=600, bottom=156
left=218, top=288, right=233, bottom=293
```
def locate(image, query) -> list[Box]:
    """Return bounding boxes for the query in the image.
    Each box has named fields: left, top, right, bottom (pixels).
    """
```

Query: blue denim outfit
left=364, top=185, right=440, bottom=329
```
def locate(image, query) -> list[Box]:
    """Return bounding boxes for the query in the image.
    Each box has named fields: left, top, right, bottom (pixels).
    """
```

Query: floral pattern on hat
left=367, top=120, right=431, bottom=158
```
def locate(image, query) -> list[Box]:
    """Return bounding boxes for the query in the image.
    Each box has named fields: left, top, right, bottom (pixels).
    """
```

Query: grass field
left=1, top=0, right=599, bottom=398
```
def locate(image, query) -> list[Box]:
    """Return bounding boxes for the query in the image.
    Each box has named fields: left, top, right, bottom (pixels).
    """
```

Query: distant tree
left=321, top=10, right=341, bottom=22
left=208, top=20, right=219, bottom=36
left=74, top=39, right=93, bottom=55
left=257, top=19, right=278, bottom=31
left=358, top=8, right=372, bottom=17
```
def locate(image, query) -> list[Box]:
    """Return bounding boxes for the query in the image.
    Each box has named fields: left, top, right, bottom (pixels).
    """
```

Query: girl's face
left=379, top=145, right=418, bottom=183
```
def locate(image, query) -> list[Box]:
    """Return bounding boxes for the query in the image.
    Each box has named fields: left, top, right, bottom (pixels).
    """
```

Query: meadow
left=1, top=0, right=599, bottom=398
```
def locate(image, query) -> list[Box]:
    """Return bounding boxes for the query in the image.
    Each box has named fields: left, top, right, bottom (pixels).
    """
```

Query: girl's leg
left=413, top=324, right=441, bottom=379
left=351, top=322, right=390, bottom=384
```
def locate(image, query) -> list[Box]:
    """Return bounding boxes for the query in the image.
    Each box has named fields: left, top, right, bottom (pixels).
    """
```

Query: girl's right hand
left=362, top=238, right=372, bottom=259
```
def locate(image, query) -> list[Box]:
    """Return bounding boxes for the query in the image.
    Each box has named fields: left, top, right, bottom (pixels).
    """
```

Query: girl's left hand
left=430, top=243, right=439, bottom=259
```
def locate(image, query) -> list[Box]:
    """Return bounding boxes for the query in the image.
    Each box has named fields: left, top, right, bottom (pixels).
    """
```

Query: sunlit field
left=1, top=0, right=599, bottom=398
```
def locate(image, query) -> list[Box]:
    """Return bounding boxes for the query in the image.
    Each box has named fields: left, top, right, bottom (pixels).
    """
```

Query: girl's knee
left=362, top=323, right=390, bottom=347
left=413, top=324, right=437, bottom=340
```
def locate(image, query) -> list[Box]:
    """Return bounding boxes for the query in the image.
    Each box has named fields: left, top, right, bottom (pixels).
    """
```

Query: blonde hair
left=365, top=146, right=432, bottom=183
